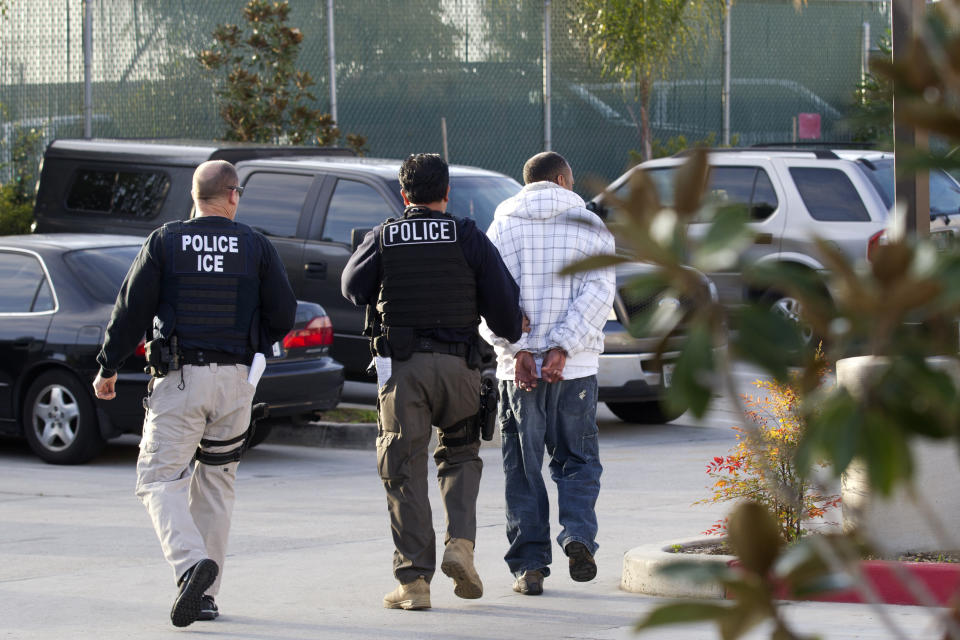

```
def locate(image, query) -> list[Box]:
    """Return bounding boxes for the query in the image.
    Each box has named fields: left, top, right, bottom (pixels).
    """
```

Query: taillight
left=283, top=315, right=334, bottom=349
left=866, top=229, right=886, bottom=262
left=135, top=338, right=146, bottom=358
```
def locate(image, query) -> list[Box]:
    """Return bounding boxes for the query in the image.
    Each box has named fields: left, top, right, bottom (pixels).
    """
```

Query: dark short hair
left=522, top=151, right=569, bottom=185
left=193, top=160, right=238, bottom=201
left=399, top=153, right=449, bottom=204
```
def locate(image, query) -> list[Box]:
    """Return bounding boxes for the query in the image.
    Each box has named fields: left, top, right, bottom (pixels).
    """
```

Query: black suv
left=33, top=139, right=522, bottom=380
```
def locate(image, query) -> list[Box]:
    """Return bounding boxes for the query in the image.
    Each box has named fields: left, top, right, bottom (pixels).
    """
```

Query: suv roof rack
left=750, top=141, right=876, bottom=150
left=674, top=146, right=840, bottom=160
left=674, top=142, right=881, bottom=161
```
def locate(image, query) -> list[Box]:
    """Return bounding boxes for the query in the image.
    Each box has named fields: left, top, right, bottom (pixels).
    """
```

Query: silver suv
left=590, top=148, right=951, bottom=335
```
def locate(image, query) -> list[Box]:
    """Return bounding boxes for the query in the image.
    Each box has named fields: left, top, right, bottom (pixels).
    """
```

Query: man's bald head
left=192, top=160, right=238, bottom=202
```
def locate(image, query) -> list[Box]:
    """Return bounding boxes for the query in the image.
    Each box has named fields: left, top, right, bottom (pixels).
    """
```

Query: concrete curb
left=267, top=421, right=377, bottom=450
left=621, top=537, right=733, bottom=599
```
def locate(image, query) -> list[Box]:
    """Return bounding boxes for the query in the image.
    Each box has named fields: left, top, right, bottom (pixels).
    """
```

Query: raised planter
left=622, top=538, right=960, bottom=606
left=792, top=560, right=960, bottom=606
left=621, top=537, right=734, bottom=598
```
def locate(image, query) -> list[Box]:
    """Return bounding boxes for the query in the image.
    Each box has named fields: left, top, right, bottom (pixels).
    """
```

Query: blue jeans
left=499, top=376, right=602, bottom=578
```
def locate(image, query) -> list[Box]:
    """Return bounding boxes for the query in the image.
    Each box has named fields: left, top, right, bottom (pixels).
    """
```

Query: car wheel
left=762, top=290, right=822, bottom=350
left=22, top=370, right=104, bottom=464
left=606, top=400, right=686, bottom=424
left=247, top=422, right=273, bottom=449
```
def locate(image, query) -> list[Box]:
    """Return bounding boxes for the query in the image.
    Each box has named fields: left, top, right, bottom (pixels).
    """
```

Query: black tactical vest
left=159, top=219, right=261, bottom=355
left=377, top=208, right=478, bottom=330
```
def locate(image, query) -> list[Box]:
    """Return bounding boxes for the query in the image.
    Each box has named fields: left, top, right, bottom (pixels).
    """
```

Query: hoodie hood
left=494, top=180, right=593, bottom=222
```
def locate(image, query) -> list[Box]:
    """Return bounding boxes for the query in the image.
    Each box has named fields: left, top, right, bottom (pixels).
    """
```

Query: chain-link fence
left=0, top=0, right=890, bottom=191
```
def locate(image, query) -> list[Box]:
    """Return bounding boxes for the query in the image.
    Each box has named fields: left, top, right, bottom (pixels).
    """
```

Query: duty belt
left=180, top=349, right=249, bottom=366
left=414, top=337, right=468, bottom=358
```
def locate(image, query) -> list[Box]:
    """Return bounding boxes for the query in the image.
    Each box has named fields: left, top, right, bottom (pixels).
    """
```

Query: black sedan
left=0, top=233, right=344, bottom=464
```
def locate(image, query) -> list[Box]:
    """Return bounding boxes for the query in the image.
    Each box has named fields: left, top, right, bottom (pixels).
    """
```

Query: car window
left=33, top=278, right=54, bottom=312
left=65, top=169, right=170, bottom=217
left=612, top=166, right=776, bottom=222
left=381, top=176, right=521, bottom=232
left=856, top=158, right=960, bottom=216
left=751, top=169, right=779, bottom=221
left=63, top=245, right=141, bottom=304
left=236, top=172, right=314, bottom=238
left=789, top=167, right=871, bottom=222
left=706, top=167, right=755, bottom=209
left=614, top=168, right=676, bottom=209
left=320, top=179, right=395, bottom=244
left=0, top=252, right=53, bottom=313
left=931, top=170, right=960, bottom=215
left=858, top=158, right=895, bottom=210
left=447, top=176, right=522, bottom=230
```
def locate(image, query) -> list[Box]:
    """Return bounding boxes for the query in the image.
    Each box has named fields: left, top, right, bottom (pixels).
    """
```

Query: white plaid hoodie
left=480, top=181, right=616, bottom=380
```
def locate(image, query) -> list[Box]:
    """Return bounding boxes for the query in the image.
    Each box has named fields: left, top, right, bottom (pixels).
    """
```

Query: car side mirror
left=351, top=228, right=371, bottom=253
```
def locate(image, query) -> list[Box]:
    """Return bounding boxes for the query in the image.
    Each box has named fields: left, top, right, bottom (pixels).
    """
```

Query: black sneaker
left=170, top=559, right=218, bottom=627
left=565, top=542, right=597, bottom=582
left=198, top=595, right=219, bottom=621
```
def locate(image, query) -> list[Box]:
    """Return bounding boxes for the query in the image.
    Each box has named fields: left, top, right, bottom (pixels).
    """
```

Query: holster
left=143, top=335, right=181, bottom=378
left=478, top=377, right=498, bottom=441
left=438, top=413, right=480, bottom=448
left=194, top=402, right=270, bottom=465
left=437, top=376, right=498, bottom=446
left=382, top=326, right=415, bottom=361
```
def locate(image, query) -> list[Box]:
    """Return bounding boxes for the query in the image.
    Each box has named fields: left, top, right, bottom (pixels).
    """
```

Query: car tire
left=22, top=370, right=104, bottom=464
left=606, top=400, right=686, bottom=424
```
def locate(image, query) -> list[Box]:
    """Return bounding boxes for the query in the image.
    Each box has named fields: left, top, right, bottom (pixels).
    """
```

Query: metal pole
left=441, top=117, right=449, bottom=162
left=722, top=0, right=731, bottom=146
left=327, top=0, right=338, bottom=123
left=83, top=0, right=93, bottom=139
left=891, top=0, right=929, bottom=237
left=861, top=21, right=871, bottom=88
left=543, top=0, right=552, bottom=151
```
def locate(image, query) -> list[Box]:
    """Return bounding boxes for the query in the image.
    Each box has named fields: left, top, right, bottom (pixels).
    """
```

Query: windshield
left=63, top=245, right=140, bottom=304
left=857, top=158, right=960, bottom=216
left=388, top=175, right=522, bottom=232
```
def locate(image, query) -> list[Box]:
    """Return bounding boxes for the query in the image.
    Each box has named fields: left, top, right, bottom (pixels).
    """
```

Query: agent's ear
left=444, top=184, right=451, bottom=202
left=401, top=189, right=411, bottom=205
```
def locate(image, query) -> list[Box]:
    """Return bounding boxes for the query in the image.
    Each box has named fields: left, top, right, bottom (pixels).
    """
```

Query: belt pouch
left=384, top=326, right=415, bottom=361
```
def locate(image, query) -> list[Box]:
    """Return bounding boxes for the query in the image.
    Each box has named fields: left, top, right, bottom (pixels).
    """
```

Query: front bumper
left=597, top=352, right=677, bottom=403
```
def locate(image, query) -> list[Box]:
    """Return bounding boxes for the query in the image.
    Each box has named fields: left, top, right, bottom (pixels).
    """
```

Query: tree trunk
left=640, top=77, right=653, bottom=161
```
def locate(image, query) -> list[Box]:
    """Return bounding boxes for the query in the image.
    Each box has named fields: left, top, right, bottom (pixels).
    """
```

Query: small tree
left=698, top=368, right=841, bottom=543
left=197, top=0, right=367, bottom=154
left=571, top=0, right=723, bottom=161
left=0, top=125, right=43, bottom=236
left=849, top=30, right=892, bottom=145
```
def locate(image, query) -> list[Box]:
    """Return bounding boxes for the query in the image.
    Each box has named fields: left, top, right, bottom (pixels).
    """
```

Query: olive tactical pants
left=135, top=364, right=255, bottom=595
left=376, top=352, right=482, bottom=584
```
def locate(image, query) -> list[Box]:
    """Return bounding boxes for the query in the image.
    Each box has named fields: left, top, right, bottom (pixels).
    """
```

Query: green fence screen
left=0, top=0, right=890, bottom=192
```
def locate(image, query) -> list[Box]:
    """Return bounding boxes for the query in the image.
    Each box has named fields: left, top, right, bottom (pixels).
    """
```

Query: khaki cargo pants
left=136, top=363, right=255, bottom=595
left=376, top=352, right=482, bottom=584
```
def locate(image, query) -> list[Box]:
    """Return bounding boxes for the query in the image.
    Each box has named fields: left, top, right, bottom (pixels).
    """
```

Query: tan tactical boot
left=382, top=576, right=431, bottom=610
left=440, top=538, right=483, bottom=599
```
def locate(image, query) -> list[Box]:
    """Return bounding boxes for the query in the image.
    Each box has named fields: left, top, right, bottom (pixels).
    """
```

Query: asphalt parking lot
left=0, top=371, right=944, bottom=639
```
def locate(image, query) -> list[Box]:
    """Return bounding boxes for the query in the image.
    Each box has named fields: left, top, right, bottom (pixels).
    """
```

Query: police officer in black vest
left=93, top=160, right=296, bottom=627
left=342, top=153, right=524, bottom=610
